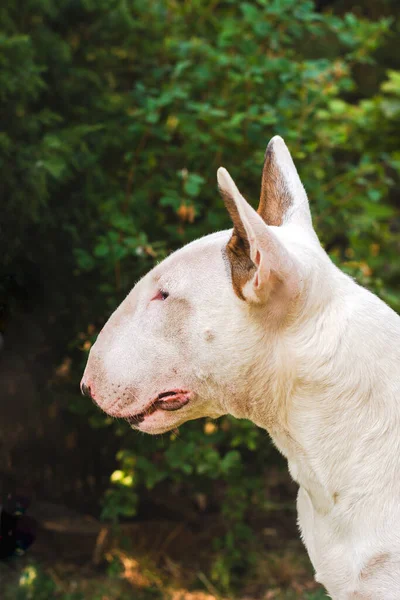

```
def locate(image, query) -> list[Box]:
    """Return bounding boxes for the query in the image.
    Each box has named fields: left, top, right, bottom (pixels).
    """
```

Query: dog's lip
left=126, top=390, right=191, bottom=426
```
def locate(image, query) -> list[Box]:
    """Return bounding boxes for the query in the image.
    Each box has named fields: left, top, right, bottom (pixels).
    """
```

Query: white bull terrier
left=81, top=136, right=400, bottom=599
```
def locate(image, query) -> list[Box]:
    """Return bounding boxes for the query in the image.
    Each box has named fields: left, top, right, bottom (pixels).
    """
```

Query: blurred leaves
left=1, top=0, right=400, bottom=592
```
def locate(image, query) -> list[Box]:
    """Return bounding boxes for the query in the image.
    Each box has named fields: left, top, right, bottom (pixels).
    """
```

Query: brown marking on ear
left=332, top=491, right=339, bottom=504
left=222, top=187, right=249, bottom=241
left=258, top=145, right=293, bottom=226
left=220, top=188, right=256, bottom=300
left=226, top=230, right=256, bottom=300
left=359, top=552, right=391, bottom=581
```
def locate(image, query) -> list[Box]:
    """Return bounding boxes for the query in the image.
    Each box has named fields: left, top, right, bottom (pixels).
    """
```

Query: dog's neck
left=227, top=269, right=400, bottom=514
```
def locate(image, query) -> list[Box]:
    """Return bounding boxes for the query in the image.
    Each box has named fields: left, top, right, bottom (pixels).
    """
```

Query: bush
left=1, top=0, right=400, bottom=592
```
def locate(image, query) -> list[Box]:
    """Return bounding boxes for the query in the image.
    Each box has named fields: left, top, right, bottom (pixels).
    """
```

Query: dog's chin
left=129, top=410, right=187, bottom=435
left=122, top=390, right=194, bottom=434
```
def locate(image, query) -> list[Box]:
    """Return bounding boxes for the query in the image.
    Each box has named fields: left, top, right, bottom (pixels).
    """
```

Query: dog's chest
left=296, top=485, right=355, bottom=596
left=270, top=427, right=334, bottom=513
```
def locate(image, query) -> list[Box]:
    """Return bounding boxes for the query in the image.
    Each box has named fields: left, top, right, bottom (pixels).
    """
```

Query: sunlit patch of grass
left=1, top=562, right=56, bottom=600
left=19, top=565, right=38, bottom=589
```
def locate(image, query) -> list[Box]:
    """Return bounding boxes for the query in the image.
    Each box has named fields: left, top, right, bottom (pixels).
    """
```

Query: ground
left=0, top=490, right=326, bottom=600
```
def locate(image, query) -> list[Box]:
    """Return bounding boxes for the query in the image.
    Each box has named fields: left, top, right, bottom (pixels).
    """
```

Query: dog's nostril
left=81, top=382, right=92, bottom=399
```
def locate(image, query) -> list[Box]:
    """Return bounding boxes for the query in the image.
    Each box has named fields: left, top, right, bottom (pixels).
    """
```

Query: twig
left=92, top=525, right=110, bottom=565
left=197, top=570, right=223, bottom=599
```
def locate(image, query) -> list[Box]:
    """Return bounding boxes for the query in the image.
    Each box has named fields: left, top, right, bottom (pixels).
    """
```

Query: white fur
left=82, top=137, right=400, bottom=599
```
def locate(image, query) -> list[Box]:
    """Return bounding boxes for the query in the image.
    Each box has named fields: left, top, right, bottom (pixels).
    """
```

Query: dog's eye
left=151, top=290, right=169, bottom=301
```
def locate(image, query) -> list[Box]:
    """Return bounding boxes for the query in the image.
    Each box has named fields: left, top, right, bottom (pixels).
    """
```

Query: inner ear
left=258, top=139, right=293, bottom=226
left=225, top=229, right=256, bottom=301
left=257, top=136, right=314, bottom=233
left=218, top=174, right=258, bottom=301
left=218, top=166, right=300, bottom=305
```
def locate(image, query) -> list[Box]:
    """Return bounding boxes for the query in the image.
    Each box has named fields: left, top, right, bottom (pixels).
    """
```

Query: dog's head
left=81, top=137, right=330, bottom=433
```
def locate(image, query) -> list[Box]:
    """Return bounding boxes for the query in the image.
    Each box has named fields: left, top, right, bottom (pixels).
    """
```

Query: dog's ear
left=218, top=167, right=300, bottom=305
left=258, top=136, right=314, bottom=233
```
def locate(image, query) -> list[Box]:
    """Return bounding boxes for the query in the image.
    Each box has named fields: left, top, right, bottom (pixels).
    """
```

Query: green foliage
left=1, top=0, right=400, bottom=594
left=11, top=564, right=57, bottom=600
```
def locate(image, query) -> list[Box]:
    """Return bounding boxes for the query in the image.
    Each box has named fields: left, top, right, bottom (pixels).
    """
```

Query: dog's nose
left=81, top=382, right=92, bottom=399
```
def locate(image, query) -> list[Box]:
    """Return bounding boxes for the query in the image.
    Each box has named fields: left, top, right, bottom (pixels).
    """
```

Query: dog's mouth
left=126, top=390, right=191, bottom=426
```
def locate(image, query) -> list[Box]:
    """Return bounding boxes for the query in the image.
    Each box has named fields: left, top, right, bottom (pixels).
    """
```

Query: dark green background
left=1, top=0, right=399, bottom=597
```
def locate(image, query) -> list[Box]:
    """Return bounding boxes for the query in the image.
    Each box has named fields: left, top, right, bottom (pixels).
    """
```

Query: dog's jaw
left=124, top=390, right=192, bottom=433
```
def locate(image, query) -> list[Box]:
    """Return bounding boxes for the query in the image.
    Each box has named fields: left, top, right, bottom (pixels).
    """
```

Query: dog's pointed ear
left=218, top=167, right=300, bottom=304
left=258, top=136, right=314, bottom=233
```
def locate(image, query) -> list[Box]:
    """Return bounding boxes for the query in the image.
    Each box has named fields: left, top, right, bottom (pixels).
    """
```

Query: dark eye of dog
left=152, top=290, right=169, bottom=301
